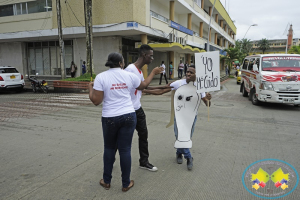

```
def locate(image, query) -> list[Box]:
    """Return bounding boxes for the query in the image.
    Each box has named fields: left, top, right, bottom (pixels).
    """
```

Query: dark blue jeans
left=102, top=112, right=137, bottom=188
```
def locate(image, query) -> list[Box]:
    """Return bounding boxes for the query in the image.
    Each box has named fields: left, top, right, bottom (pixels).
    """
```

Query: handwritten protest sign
left=195, top=51, right=220, bottom=93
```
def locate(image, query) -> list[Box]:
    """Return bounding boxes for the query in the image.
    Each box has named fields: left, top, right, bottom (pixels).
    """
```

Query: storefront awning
left=138, top=42, right=206, bottom=54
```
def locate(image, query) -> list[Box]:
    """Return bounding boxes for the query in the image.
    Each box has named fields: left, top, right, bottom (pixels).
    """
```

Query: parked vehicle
left=28, top=74, right=49, bottom=93
left=240, top=54, right=300, bottom=106
left=0, top=66, right=25, bottom=92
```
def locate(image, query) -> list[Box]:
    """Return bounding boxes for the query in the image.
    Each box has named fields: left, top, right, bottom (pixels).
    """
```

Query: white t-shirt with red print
left=93, top=68, right=141, bottom=117
left=125, top=64, right=145, bottom=110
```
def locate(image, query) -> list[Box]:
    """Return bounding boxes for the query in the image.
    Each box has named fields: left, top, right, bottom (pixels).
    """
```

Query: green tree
left=222, top=47, right=241, bottom=74
left=235, top=38, right=252, bottom=63
left=288, top=45, right=300, bottom=54
left=258, top=38, right=270, bottom=54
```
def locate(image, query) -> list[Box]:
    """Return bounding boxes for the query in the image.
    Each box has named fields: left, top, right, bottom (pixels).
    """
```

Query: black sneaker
left=176, top=154, right=183, bottom=164
left=139, top=163, right=158, bottom=172
left=187, top=157, right=193, bottom=170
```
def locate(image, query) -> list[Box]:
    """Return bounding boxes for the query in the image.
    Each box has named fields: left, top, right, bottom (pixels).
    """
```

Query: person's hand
left=152, top=67, right=164, bottom=75
left=206, top=92, right=211, bottom=101
left=89, top=82, right=94, bottom=90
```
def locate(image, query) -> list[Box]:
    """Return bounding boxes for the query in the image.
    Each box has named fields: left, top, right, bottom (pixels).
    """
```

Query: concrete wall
left=0, top=12, right=53, bottom=34
left=52, top=0, right=147, bottom=29
left=73, top=36, right=122, bottom=76
left=150, top=0, right=169, bottom=19
left=0, top=42, right=26, bottom=75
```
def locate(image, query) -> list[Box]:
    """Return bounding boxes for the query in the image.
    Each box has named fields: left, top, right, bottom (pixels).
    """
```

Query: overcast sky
left=219, top=0, right=300, bottom=41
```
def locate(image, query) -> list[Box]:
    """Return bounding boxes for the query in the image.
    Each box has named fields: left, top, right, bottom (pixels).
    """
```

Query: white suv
left=0, top=66, right=25, bottom=92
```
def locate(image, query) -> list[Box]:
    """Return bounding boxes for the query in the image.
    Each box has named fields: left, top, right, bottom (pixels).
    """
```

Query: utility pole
left=56, top=0, right=66, bottom=79
left=206, top=0, right=216, bottom=52
left=84, top=0, right=93, bottom=81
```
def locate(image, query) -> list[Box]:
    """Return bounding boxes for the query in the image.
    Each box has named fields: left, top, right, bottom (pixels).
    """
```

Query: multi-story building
left=0, top=0, right=236, bottom=79
left=250, top=25, right=298, bottom=55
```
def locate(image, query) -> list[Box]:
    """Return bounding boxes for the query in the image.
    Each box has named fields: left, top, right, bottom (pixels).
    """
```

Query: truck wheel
left=242, top=84, right=248, bottom=97
left=250, top=89, right=260, bottom=105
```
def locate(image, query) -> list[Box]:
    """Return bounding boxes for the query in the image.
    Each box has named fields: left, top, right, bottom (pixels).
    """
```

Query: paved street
left=0, top=78, right=300, bottom=200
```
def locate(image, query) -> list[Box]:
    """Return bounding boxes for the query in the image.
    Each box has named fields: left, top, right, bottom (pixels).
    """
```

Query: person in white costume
left=143, top=65, right=211, bottom=170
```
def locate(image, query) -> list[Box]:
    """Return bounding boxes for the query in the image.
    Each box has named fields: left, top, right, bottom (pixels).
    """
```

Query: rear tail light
left=21, top=75, right=24, bottom=80
left=0, top=76, right=4, bottom=81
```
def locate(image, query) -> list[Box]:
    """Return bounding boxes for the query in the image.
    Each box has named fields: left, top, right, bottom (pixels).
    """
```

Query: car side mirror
left=253, top=64, right=258, bottom=72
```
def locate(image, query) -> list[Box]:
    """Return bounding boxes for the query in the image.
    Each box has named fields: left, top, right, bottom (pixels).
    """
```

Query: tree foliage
left=288, top=45, right=300, bottom=54
left=258, top=38, right=270, bottom=54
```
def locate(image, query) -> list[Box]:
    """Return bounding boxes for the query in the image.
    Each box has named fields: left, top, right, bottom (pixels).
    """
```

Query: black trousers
left=159, top=73, right=168, bottom=85
left=135, top=107, right=149, bottom=165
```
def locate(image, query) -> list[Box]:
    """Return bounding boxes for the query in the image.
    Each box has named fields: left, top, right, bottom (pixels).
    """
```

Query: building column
left=220, top=20, right=223, bottom=28
left=201, top=0, right=204, bottom=9
left=188, top=13, right=192, bottom=29
left=209, top=7, right=212, bottom=16
left=215, top=33, right=218, bottom=45
left=187, top=54, right=191, bottom=65
left=215, top=14, right=218, bottom=23
left=169, top=51, right=175, bottom=79
left=141, top=34, right=148, bottom=79
left=220, top=37, right=223, bottom=47
left=200, top=22, right=203, bottom=37
left=170, top=1, right=175, bottom=21
left=209, top=28, right=211, bottom=42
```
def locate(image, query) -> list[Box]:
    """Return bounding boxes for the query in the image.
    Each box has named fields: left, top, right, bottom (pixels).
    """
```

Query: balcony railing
left=150, top=10, right=169, bottom=24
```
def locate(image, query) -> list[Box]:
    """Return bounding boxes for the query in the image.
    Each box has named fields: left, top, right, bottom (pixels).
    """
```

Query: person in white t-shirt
left=178, top=61, right=184, bottom=79
left=124, top=44, right=164, bottom=172
left=143, top=65, right=211, bottom=170
left=159, top=61, right=168, bottom=85
left=89, top=52, right=162, bottom=192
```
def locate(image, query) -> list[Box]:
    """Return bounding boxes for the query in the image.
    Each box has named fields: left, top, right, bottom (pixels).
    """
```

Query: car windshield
left=262, top=56, right=300, bottom=71
left=0, top=68, right=19, bottom=73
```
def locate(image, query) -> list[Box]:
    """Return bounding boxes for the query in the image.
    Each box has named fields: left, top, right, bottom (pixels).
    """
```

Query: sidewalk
left=23, top=70, right=229, bottom=92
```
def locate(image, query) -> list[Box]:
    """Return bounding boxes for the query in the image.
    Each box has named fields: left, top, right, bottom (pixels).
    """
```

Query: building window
left=27, top=40, right=73, bottom=76
left=0, top=0, right=52, bottom=17
left=0, top=4, right=14, bottom=17
left=150, top=10, right=169, bottom=23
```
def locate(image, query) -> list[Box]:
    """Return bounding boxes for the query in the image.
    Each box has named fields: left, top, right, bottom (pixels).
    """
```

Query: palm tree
left=288, top=45, right=300, bottom=54
left=258, top=38, right=270, bottom=54
left=222, top=47, right=241, bottom=74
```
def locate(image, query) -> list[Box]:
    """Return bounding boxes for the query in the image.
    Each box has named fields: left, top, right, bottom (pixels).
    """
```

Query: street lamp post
left=240, top=24, right=258, bottom=52
left=243, top=24, right=258, bottom=39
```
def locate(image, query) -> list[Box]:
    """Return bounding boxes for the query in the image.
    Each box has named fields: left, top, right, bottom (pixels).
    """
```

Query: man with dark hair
left=143, top=65, right=211, bottom=170
left=124, top=44, right=163, bottom=172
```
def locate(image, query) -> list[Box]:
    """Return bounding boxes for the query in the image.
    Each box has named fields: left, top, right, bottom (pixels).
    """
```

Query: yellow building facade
left=0, top=0, right=236, bottom=78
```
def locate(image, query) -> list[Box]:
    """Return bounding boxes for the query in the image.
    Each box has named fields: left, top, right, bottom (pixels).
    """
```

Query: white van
left=240, top=54, right=300, bottom=106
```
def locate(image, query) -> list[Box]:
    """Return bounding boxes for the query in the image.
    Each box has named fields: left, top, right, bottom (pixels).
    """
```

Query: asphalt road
left=0, top=78, right=299, bottom=200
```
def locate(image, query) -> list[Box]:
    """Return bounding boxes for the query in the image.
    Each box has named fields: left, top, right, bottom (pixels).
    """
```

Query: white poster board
left=195, top=51, right=220, bottom=93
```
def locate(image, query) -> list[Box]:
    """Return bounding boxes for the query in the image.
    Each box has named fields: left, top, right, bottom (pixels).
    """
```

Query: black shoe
left=187, top=157, right=193, bottom=170
left=176, top=154, right=183, bottom=164
left=139, top=163, right=158, bottom=172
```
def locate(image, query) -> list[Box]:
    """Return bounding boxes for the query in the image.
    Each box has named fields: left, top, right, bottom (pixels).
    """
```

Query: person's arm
left=146, top=85, right=173, bottom=90
left=143, top=87, right=172, bottom=95
left=89, top=82, right=104, bottom=106
left=136, top=67, right=163, bottom=90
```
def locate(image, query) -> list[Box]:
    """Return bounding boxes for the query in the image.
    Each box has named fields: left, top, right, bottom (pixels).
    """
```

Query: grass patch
left=62, top=73, right=96, bottom=81
left=229, top=75, right=235, bottom=78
